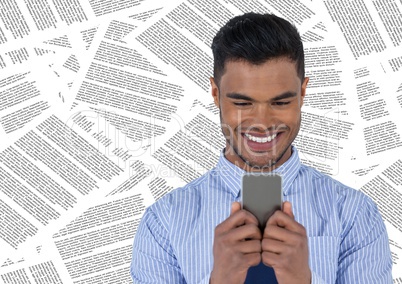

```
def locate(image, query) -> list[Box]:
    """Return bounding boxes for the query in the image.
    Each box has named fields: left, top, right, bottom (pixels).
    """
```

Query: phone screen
left=241, top=174, right=283, bottom=231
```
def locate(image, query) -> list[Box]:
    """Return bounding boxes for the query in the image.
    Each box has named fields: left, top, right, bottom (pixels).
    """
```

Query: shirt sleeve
left=336, top=195, right=392, bottom=283
left=130, top=205, right=186, bottom=283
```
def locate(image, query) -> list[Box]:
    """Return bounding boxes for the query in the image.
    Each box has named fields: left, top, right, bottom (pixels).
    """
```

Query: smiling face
left=210, top=58, right=309, bottom=172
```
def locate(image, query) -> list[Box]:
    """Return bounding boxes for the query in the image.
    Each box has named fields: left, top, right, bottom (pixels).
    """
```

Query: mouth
left=241, top=132, right=281, bottom=152
left=244, top=133, right=277, bottom=143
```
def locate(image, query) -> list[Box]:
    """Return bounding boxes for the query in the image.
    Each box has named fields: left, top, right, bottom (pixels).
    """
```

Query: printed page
left=0, top=0, right=401, bottom=282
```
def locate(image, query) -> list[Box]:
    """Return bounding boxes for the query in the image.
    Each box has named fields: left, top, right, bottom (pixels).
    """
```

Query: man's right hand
left=210, top=202, right=262, bottom=284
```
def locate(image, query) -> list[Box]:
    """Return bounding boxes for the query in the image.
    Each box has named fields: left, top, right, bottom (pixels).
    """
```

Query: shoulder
left=160, top=166, right=218, bottom=204
left=143, top=167, right=220, bottom=225
left=300, top=163, right=367, bottom=203
left=299, top=164, right=384, bottom=235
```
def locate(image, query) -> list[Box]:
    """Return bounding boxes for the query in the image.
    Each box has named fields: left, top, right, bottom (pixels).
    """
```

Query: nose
left=248, top=104, right=277, bottom=130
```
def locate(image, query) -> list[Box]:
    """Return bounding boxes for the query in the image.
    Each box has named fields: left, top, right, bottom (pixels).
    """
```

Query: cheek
left=221, top=105, right=241, bottom=124
left=282, top=107, right=301, bottom=124
left=220, top=106, right=238, bottom=135
left=287, top=115, right=302, bottom=132
left=266, top=113, right=298, bottom=134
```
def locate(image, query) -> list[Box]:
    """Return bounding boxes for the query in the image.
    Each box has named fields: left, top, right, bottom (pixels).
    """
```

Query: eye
left=234, top=102, right=252, bottom=106
left=273, top=101, right=290, bottom=106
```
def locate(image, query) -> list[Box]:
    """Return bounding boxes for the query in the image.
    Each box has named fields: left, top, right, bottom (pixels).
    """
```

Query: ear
left=209, top=77, right=220, bottom=108
left=300, top=77, right=309, bottom=107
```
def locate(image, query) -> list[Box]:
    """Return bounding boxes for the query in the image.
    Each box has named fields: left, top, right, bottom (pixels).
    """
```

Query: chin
left=247, top=161, right=276, bottom=170
left=242, top=155, right=278, bottom=170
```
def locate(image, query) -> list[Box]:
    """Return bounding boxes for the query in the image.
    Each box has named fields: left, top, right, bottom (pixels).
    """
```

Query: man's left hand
left=261, top=201, right=311, bottom=284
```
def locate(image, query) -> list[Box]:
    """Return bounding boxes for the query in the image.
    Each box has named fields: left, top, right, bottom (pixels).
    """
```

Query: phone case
left=241, top=173, right=283, bottom=230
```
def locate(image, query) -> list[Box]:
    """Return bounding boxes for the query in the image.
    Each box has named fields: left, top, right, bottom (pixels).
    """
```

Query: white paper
left=0, top=0, right=401, bottom=282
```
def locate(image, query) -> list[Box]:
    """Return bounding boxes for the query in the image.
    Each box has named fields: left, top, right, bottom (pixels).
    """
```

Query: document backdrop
left=0, top=0, right=401, bottom=282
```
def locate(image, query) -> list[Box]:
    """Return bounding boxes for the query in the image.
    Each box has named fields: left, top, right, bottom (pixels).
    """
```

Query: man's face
left=210, top=58, right=309, bottom=171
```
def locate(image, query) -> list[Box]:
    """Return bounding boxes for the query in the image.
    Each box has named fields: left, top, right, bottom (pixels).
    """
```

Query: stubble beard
left=220, top=110, right=300, bottom=171
left=228, top=134, right=290, bottom=171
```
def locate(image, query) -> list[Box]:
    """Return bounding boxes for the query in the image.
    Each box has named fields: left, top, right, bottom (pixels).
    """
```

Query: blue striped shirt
left=131, top=147, right=392, bottom=283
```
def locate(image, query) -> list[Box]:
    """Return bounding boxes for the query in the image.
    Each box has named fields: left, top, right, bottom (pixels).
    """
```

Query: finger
left=226, top=209, right=260, bottom=229
left=263, top=224, right=303, bottom=243
left=232, top=202, right=259, bottom=226
left=231, top=202, right=241, bottom=216
left=216, top=212, right=260, bottom=236
left=282, top=201, right=294, bottom=219
left=244, top=252, right=262, bottom=267
left=266, top=211, right=304, bottom=233
left=263, top=224, right=290, bottom=241
left=236, top=239, right=262, bottom=254
left=261, top=237, right=287, bottom=254
left=261, top=251, right=281, bottom=268
left=227, top=223, right=262, bottom=241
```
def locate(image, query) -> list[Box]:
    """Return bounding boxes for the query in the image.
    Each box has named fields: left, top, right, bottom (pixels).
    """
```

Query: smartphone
left=241, top=173, right=283, bottom=231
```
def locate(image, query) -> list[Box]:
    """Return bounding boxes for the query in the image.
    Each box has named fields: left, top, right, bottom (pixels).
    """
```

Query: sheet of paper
left=0, top=0, right=401, bottom=282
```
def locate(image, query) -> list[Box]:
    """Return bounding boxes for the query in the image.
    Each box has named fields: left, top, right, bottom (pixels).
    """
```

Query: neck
left=223, top=146, right=292, bottom=173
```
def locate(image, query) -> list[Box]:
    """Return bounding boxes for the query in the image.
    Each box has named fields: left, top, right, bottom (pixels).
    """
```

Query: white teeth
left=245, top=133, right=277, bottom=143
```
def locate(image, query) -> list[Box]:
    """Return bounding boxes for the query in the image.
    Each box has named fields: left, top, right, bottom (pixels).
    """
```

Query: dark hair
left=211, top=12, right=304, bottom=85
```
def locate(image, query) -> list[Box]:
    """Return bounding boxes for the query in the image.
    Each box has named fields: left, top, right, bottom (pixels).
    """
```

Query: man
left=131, top=13, right=392, bottom=283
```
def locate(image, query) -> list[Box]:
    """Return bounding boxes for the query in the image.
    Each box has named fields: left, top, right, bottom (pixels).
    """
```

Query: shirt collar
left=216, top=146, right=301, bottom=198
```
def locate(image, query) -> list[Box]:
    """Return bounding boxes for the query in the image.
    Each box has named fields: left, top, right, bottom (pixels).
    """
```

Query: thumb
left=282, top=201, right=295, bottom=219
left=230, top=201, right=241, bottom=216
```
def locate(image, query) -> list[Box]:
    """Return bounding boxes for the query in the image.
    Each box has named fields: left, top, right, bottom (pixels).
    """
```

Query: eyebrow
left=226, top=93, right=254, bottom=101
left=226, top=91, right=297, bottom=101
left=274, top=91, right=297, bottom=100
